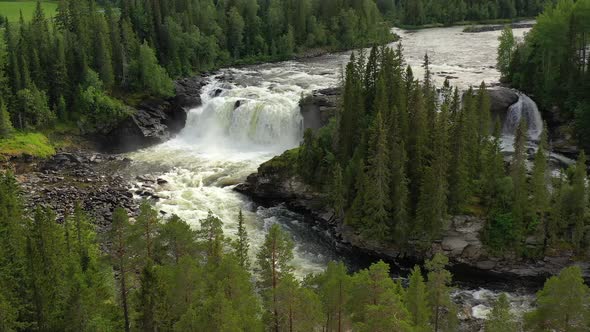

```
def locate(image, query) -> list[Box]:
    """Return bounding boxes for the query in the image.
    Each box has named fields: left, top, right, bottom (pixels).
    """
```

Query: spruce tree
left=109, top=207, right=132, bottom=332
left=234, top=210, right=250, bottom=269
left=0, top=100, right=13, bottom=138
left=330, top=163, right=346, bottom=219
left=405, top=266, right=430, bottom=331
left=390, top=140, right=409, bottom=245
left=362, top=111, right=391, bottom=239
left=0, top=173, right=28, bottom=330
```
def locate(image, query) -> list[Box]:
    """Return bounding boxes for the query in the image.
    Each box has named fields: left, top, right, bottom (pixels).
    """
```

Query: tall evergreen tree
left=405, top=266, right=430, bottom=331
left=256, top=224, right=295, bottom=332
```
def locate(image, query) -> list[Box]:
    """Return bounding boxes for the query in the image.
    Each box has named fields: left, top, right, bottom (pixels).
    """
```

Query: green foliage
left=0, top=100, right=14, bottom=138
left=16, top=86, right=55, bottom=129
left=485, top=293, right=518, bottom=332
left=425, top=254, right=458, bottom=332
left=525, top=266, right=590, bottom=331
left=399, top=0, right=544, bottom=26
left=130, top=42, right=175, bottom=98
left=505, top=0, right=590, bottom=151
left=0, top=132, right=55, bottom=158
left=405, top=266, right=431, bottom=331
left=79, top=84, right=132, bottom=134
left=497, top=26, right=516, bottom=82
left=0, top=1, right=58, bottom=23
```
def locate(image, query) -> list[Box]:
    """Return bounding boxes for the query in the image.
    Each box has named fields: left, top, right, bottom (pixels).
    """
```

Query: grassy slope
left=0, top=132, right=55, bottom=159
left=0, top=0, right=58, bottom=22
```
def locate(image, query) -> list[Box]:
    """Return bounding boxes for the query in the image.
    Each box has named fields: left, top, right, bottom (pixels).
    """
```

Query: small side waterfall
left=502, top=93, right=543, bottom=141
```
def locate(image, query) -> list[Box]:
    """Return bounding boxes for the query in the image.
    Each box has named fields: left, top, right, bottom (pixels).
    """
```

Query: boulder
left=487, top=87, right=519, bottom=124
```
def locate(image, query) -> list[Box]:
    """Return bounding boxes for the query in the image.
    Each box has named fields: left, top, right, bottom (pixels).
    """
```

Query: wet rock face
left=299, top=87, right=341, bottom=132
left=99, top=76, right=208, bottom=153
left=17, top=151, right=137, bottom=232
left=487, top=87, right=520, bottom=124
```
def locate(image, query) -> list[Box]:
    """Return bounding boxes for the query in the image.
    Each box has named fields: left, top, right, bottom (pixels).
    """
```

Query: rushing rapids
left=127, top=24, right=546, bottom=326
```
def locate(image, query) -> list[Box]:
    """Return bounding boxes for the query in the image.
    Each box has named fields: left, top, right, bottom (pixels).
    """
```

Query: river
left=127, top=24, right=537, bottom=325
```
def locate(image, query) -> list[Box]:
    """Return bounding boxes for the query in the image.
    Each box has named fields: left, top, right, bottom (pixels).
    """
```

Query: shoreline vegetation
left=394, top=17, right=535, bottom=31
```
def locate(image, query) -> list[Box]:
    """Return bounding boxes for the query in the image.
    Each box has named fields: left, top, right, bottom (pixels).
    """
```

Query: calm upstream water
left=127, top=24, right=536, bottom=324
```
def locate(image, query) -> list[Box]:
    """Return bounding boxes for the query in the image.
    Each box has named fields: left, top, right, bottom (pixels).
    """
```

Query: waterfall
left=179, top=76, right=304, bottom=150
left=502, top=93, right=543, bottom=141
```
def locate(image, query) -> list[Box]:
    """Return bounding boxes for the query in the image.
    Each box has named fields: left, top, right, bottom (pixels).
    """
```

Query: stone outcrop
left=98, top=76, right=208, bottom=153
left=487, top=87, right=519, bottom=124
left=299, top=87, right=340, bottom=132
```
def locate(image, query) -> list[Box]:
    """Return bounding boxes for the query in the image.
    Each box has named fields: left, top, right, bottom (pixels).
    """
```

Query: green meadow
left=0, top=1, right=58, bottom=22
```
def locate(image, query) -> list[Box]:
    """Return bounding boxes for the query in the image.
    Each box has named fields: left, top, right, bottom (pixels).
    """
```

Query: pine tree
left=136, top=261, right=158, bottom=332
left=405, top=266, right=430, bottom=331
left=158, top=214, right=198, bottom=265
left=199, top=211, right=224, bottom=266
left=485, top=293, right=518, bottom=332
left=318, top=262, right=352, bottom=332
left=425, top=254, right=457, bottom=332
left=0, top=100, right=13, bottom=138
left=132, top=201, right=160, bottom=264
left=256, top=223, right=295, bottom=332
left=525, top=266, right=590, bottom=331
left=275, top=275, right=324, bottom=332
left=234, top=210, right=250, bottom=269
left=109, top=207, right=132, bottom=332
left=349, top=261, right=410, bottom=330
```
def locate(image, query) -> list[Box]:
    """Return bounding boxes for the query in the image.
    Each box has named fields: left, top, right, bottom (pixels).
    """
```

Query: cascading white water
left=502, top=93, right=544, bottom=141
left=181, top=76, right=303, bottom=150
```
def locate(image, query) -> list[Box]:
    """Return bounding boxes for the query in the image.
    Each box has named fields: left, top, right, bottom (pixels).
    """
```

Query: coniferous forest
left=0, top=0, right=392, bottom=138
left=1, top=0, right=590, bottom=331
left=1, top=171, right=589, bottom=331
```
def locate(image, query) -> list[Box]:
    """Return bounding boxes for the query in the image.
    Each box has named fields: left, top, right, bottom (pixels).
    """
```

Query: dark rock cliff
left=98, top=76, right=208, bottom=153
